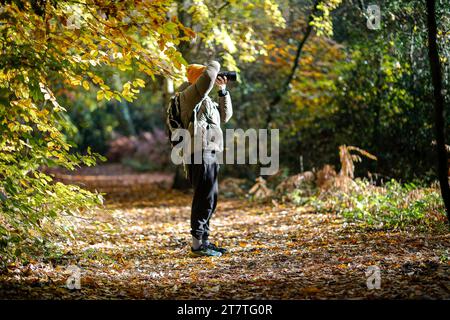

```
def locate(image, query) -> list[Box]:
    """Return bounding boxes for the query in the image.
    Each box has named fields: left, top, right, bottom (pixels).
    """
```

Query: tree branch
left=266, top=0, right=321, bottom=126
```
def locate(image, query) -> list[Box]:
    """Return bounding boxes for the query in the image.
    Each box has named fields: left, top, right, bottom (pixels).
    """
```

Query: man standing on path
left=177, top=60, right=233, bottom=257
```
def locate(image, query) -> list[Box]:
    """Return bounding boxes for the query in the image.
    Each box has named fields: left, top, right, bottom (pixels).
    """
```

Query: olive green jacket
left=178, top=60, right=233, bottom=154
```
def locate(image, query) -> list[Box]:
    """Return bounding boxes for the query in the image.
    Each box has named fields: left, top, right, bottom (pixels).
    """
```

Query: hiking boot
left=191, top=244, right=222, bottom=257
left=203, top=242, right=227, bottom=254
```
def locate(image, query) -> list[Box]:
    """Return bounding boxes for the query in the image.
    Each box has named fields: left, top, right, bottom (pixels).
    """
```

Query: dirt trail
left=1, top=168, right=449, bottom=299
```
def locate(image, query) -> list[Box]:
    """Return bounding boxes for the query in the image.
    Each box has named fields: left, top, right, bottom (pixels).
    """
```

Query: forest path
left=0, top=174, right=449, bottom=299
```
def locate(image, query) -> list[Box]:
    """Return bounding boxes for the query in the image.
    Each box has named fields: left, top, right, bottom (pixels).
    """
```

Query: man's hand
left=215, top=75, right=228, bottom=91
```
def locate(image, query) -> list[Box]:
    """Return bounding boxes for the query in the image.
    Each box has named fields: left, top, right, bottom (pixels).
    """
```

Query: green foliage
left=1, top=0, right=448, bottom=266
left=177, top=0, right=287, bottom=71
left=311, top=0, right=342, bottom=37
left=281, top=0, right=450, bottom=180
left=308, top=180, right=447, bottom=230
left=0, top=0, right=194, bottom=266
left=286, top=186, right=315, bottom=205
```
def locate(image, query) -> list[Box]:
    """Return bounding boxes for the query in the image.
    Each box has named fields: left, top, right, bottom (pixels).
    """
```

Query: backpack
left=166, top=92, right=183, bottom=148
left=166, top=92, right=205, bottom=148
left=166, top=92, right=205, bottom=178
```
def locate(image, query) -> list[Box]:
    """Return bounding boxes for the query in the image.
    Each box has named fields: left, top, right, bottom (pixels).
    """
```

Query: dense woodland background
left=60, top=0, right=450, bottom=182
left=0, top=0, right=449, bottom=299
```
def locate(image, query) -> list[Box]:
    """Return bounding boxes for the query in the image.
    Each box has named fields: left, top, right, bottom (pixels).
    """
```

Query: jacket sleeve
left=218, top=91, right=233, bottom=123
left=180, top=60, right=220, bottom=126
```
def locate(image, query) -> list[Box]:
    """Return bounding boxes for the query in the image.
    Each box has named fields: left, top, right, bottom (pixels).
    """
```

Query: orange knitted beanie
left=186, top=64, right=206, bottom=84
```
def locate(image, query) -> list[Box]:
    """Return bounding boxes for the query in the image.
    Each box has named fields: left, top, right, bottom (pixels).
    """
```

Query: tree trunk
left=172, top=166, right=191, bottom=190
left=425, top=0, right=450, bottom=222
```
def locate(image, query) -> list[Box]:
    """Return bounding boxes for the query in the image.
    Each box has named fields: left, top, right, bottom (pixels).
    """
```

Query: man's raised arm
left=180, top=60, right=220, bottom=115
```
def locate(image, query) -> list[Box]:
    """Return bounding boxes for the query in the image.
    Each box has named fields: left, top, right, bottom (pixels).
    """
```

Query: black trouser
left=188, top=150, right=219, bottom=241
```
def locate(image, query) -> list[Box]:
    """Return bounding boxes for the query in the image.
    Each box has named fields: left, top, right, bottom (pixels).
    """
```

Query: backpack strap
left=190, top=96, right=207, bottom=135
